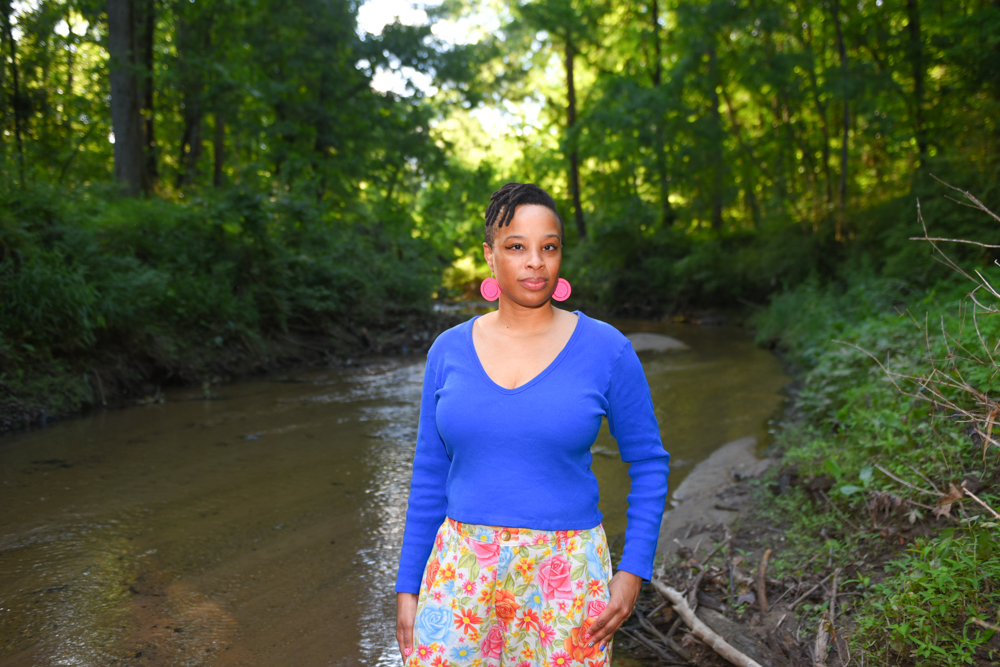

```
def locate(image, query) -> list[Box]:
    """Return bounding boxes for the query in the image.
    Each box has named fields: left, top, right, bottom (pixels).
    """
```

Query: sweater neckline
left=466, top=310, right=585, bottom=395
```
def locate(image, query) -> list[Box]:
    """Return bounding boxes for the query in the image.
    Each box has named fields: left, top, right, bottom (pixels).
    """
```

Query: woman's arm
left=590, top=341, right=670, bottom=648
left=395, top=352, right=451, bottom=657
left=605, top=341, right=671, bottom=579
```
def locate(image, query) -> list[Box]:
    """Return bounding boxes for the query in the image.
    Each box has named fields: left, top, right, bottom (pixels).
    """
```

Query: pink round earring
left=552, top=278, right=572, bottom=302
left=480, top=275, right=501, bottom=301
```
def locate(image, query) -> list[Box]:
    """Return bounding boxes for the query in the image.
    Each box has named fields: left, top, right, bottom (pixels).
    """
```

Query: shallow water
left=0, top=317, right=788, bottom=666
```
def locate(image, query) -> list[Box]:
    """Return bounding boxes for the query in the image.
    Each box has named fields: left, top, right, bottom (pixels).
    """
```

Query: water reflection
left=0, top=320, right=787, bottom=666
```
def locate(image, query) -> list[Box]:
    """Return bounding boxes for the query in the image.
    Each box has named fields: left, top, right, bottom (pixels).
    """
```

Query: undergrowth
left=754, top=228, right=1000, bottom=664
left=0, top=185, right=442, bottom=430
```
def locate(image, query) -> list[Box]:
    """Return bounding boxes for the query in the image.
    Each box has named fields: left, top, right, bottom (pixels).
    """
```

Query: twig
left=651, top=581, right=765, bottom=667
left=666, top=615, right=684, bottom=641
left=725, top=526, right=735, bottom=605
left=758, top=549, right=772, bottom=613
left=813, top=614, right=830, bottom=667
left=971, top=617, right=1000, bottom=632
left=908, top=236, right=1000, bottom=248
left=633, top=607, right=695, bottom=663
left=694, top=536, right=731, bottom=571
left=687, top=569, right=705, bottom=610
left=618, top=627, right=686, bottom=664
left=789, top=572, right=834, bottom=610
left=830, top=568, right=845, bottom=666
left=769, top=582, right=797, bottom=607
left=818, top=490, right=862, bottom=531
left=963, top=487, right=1000, bottom=520
left=872, top=463, right=940, bottom=497
left=902, top=462, right=941, bottom=494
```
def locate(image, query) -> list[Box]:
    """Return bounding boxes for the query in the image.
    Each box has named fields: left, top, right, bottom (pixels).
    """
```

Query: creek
left=0, top=316, right=788, bottom=666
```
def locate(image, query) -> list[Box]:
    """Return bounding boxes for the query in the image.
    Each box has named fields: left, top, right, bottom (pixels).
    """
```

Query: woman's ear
left=483, top=241, right=494, bottom=273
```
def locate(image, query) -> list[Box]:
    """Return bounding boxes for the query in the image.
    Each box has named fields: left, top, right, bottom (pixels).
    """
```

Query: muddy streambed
left=0, top=317, right=788, bottom=666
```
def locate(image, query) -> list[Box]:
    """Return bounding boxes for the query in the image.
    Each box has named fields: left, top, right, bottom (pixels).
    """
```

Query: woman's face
left=483, top=204, right=563, bottom=308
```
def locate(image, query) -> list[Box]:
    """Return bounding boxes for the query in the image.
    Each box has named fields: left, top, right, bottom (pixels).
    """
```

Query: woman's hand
left=585, top=570, right=642, bottom=650
left=396, top=592, right=418, bottom=662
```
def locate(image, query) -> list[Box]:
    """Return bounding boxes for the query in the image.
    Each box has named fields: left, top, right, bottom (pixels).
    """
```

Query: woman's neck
left=493, top=299, right=560, bottom=337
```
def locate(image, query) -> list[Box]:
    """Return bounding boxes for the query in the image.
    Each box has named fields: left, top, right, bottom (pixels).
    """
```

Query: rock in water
left=625, top=332, right=689, bottom=352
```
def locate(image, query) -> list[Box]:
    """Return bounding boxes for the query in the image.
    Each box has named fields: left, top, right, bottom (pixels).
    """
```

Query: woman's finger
left=396, top=593, right=418, bottom=661
left=587, top=605, right=626, bottom=646
left=594, top=613, right=627, bottom=650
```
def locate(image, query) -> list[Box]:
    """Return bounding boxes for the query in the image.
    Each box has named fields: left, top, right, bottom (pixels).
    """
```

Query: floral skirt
left=408, top=517, right=613, bottom=667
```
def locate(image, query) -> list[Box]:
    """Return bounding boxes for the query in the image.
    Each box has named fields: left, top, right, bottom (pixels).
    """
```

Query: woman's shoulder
left=425, top=317, right=475, bottom=359
left=576, top=311, right=631, bottom=356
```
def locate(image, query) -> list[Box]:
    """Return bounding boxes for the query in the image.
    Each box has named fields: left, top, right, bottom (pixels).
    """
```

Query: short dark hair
left=484, top=182, right=563, bottom=247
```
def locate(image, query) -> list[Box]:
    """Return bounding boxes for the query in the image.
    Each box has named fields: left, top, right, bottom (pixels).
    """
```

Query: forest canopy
left=1, top=0, right=999, bottom=318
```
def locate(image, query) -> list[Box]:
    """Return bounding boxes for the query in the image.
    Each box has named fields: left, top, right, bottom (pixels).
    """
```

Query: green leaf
left=840, top=485, right=862, bottom=495
left=824, top=459, right=843, bottom=478
left=571, top=564, right=586, bottom=580
left=457, top=552, right=477, bottom=571
left=859, top=466, right=873, bottom=484
left=502, top=574, right=516, bottom=592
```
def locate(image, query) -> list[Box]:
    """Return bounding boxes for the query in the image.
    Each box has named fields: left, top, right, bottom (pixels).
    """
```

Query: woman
left=395, top=182, right=670, bottom=666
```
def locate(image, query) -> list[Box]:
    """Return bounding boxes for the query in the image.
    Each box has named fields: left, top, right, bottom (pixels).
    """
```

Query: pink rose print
left=537, top=554, right=574, bottom=600
left=480, top=624, right=505, bottom=659
left=586, top=600, right=607, bottom=618
left=470, top=540, right=500, bottom=568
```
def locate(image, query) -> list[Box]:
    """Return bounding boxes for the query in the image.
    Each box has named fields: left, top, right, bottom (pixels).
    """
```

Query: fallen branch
left=757, top=549, right=772, bottom=613
left=651, top=580, right=765, bottom=667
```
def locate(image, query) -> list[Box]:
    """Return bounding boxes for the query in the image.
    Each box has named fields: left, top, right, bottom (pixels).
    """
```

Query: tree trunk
left=650, top=0, right=675, bottom=227
left=213, top=111, right=224, bottom=187
left=106, top=0, right=147, bottom=195
left=64, top=9, right=74, bottom=136
left=831, top=0, right=849, bottom=228
left=796, top=12, right=833, bottom=205
left=174, top=14, right=210, bottom=188
left=137, top=0, right=156, bottom=184
left=905, top=0, right=927, bottom=163
left=564, top=36, right=587, bottom=240
left=707, top=42, right=724, bottom=232
left=2, top=0, right=25, bottom=187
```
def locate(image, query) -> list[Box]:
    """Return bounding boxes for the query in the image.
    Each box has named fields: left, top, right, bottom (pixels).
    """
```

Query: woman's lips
left=518, top=277, right=549, bottom=291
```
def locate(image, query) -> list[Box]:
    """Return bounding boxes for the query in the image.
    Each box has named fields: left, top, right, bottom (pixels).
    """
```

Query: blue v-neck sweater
left=395, top=311, right=670, bottom=594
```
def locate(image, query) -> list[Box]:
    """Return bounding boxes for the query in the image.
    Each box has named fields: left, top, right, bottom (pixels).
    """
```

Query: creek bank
left=1, top=311, right=465, bottom=436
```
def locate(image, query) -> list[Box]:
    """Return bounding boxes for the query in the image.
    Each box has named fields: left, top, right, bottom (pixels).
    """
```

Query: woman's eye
left=508, top=244, right=522, bottom=250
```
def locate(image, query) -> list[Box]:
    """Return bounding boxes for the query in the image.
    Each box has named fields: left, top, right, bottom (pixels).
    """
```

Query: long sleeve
left=605, top=341, right=670, bottom=580
left=395, top=351, right=452, bottom=594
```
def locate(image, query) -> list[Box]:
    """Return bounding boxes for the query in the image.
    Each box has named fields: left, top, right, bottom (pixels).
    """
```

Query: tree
left=106, top=0, right=148, bottom=194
